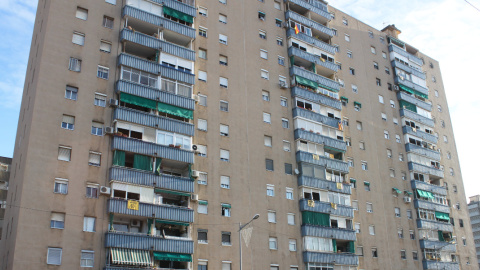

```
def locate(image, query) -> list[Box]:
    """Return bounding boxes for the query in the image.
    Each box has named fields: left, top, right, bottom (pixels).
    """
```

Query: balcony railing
left=110, top=167, right=194, bottom=193
left=118, top=53, right=195, bottom=85
left=108, top=198, right=194, bottom=222
left=296, top=151, right=349, bottom=173
left=411, top=180, right=447, bottom=196
left=302, top=225, right=356, bottom=241
left=285, top=11, right=335, bottom=37
left=391, top=60, right=426, bottom=80
left=416, top=219, right=453, bottom=232
left=299, top=199, right=354, bottom=218
left=285, top=0, right=332, bottom=21
left=395, top=77, right=429, bottom=97
left=105, top=231, right=193, bottom=253
left=286, top=28, right=336, bottom=55
left=405, top=143, right=441, bottom=161
left=121, top=29, right=195, bottom=61
left=293, top=108, right=340, bottom=129
left=298, top=175, right=351, bottom=195
left=303, top=251, right=358, bottom=266
left=294, top=129, right=346, bottom=152
left=408, top=162, right=444, bottom=179
left=389, top=44, right=423, bottom=66
left=397, top=91, right=431, bottom=111
left=105, top=267, right=188, bottom=270
left=400, top=109, right=434, bottom=128
left=419, top=239, right=457, bottom=253
left=402, top=126, right=438, bottom=144
left=422, top=260, right=459, bottom=270
left=288, top=47, right=339, bottom=73
left=152, top=0, right=196, bottom=17
left=112, top=136, right=194, bottom=164
left=290, top=66, right=340, bottom=92
left=414, top=199, right=450, bottom=213
left=123, top=6, right=196, bottom=39
left=114, top=107, right=194, bottom=137
left=291, top=86, right=341, bottom=110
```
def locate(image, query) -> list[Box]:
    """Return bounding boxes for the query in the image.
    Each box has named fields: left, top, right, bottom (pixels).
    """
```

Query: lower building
left=0, top=157, right=11, bottom=243
left=468, top=195, right=480, bottom=268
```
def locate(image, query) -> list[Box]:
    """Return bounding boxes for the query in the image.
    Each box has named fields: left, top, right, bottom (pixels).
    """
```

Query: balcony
left=416, top=219, right=453, bottom=232
left=120, top=29, right=195, bottom=61
left=118, top=54, right=195, bottom=85
left=285, top=11, right=334, bottom=38
left=299, top=199, right=354, bottom=218
left=303, top=251, right=358, bottom=266
left=293, top=108, right=340, bottom=129
left=414, top=199, right=450, bottom=213
left=105, top=231, right=193, bottom=253
left=285, top=0, right=331, bottom=22
left=114, top=107, right=194, bottom=137
left=296, top=151, right=349, bottom=173
left=400, top=109, right=434, bottom=127
left=419, top=240, right=456, bottom=253
left=411, top=180, right=447, bottom=196
left=298, top=176, right=351, bottom=195
left=422, top=260, right=459, bottom=270
left=395, top=77, right=429, bottom=97
left=108, top=198, right=193, bottom=223
left=302, top=225, right=356, bottom=241
left=153, top=0, right=196, bottom=17
left=403, top=126, right=438, bottom=144
left=405, top=143, right=441, bottom=161
left=290, top=66, right=340, bottom=92
left=112, top=136, right=194, bottom=164
left=391, top=60, right=426, bottom=80
left=408, top=162, right=444, bottom=179
left=123, top=6, right=195, bottom=39
left=286, top=29, right=336, bottom=55
left=389, top=44, right=423, bottom=66
left=288, top=47, right=339, bottom=74
left=291, top=86, right=341, bottom=110
left=294, top=129, right=346, bottom=152
left=397, top=91, right=431, bottom=111
left=110, top=167, right=194, bottom=193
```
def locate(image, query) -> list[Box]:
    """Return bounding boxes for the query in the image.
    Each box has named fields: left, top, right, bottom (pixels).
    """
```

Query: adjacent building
left=468, top=195, right=480, bottom=269
left=0, top=0, right=476, bottom=270
left=0, top=157, right=12, bottom=242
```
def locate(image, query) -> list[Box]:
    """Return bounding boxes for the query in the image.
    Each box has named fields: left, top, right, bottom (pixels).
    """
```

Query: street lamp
left=239, top=214, right=260, bottom=270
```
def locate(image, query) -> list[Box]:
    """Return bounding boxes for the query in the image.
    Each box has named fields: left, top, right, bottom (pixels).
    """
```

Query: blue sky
left=1, top=0, right=479, bottom=197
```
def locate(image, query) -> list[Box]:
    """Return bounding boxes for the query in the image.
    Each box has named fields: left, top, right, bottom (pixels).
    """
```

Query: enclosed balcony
left=155, top=0, right=196, bottom=17
left=293, top=108, right=340, bottom=129
left=285, top=0, right=332, bottom=23
left=304, top=252, right=358, bottom=266
left=414, top=199, right=450, bottom=213
left=422, top=260, right=459, bottom=270
left=294, top=129, right=346, bottom=152
left=287, top=29, right=335, bottom=55
left=288, top=47, right=338, bottom=77
left=397, top=91, right=431, bottom=111
left=416, top=219, right=453, bottom=232
left=105, top=231, right=193, bottom=254
left=389, top=44, right=423, bottom=66
left=285, top=11, right=334, bottom=39
left=411, top=180, right=446, bottom=196
left=408, top=162, right=444, bottom=179
left=405, top=143, right=441, bottom=161
left=291, top=86, right=341, bottom=110
left=296, top=151, right=348, bottom=173
left=290, top=66, right=340, bottom=92
left=419, top=239, right=456, bottom=253
left=395, top=78, right=429, bottom=98
left=302, top=225, right=356, bottom=241
left=403, top=126, right=438, bottom=144
left=298, top=176, right=351, bottom=195
left=391, top=60, right=426, bottom=80
left=400, top=109, right=434, bottom=128
left=299, top=199, right=354, bottom=218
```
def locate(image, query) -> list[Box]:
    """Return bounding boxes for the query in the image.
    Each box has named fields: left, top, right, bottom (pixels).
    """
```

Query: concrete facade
left=468, top=195, right=480, bottom=269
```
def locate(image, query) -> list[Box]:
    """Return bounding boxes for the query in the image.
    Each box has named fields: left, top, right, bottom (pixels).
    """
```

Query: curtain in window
left=438, top=230, right=445, bottom=242
left=399, top=100, right=417, bottom=113
left=332, top=239, right=337, bottom=252
left=113, top=150, right=126, bottom=166
left=347, top=241, right=355, bottom=253
left=155, top=158, right=162, bottom=175
left=302, top=211, right=330, bottom=226
left=133, top=154, right=152, bottom=171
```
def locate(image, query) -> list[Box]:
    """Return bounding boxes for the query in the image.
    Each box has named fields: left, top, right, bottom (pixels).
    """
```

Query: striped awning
left=110, top=248, right=152, bottom=266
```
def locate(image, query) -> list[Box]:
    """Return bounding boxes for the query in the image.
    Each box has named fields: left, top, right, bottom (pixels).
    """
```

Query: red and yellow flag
left=294, top=24, right=300, bottom=34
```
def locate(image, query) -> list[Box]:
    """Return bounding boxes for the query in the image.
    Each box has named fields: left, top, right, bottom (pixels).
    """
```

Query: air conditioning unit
left=394, top=85, right=399, bottom=91
left=100, top=186, right=111, bottom=195
left=283, top=22, right=289, bottom=28
left=109, top=98, right=118, bottom=106
left=279, top=81, right=288, bottom=89
left=191, top=194, right=199, bottom=201
left=131, top=220, right=141, bottom=227
left=404, top=197, right=412, bottom=203
left=294, top=169, right=300, bottom=175
left=191, top=170, right=200, bottom=178
left=105, top=127, right=115, bottom=134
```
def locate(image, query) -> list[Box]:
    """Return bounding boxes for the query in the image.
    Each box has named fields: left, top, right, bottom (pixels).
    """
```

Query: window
left=91, top=122, right=103, bottom=136
left=83, top=217, right=96, bottom=232
left=345, top=34, right=350, bottom=42
left=407, top=210, right=412, bottom=219
left=80, top=250, right=94, bottom=267
left=65, top=86, right=78, bottom=100
left=352, top=201, right=359, bottom=211
left=262, top=90, right=270, bottom=101
left=198, top=94, right=207, bottom=106
left=218, top=55, right=229, bottom=67
left=197, top=172, right=207, bottom=185
left=269, top=237, right=278, bottom=250
left=355, top=223, right=361, bottom=233
left=368, top=31, right=374, bottom=38
left=347, top=158, right=354, bottom=167
left=410, top=230, right=415, bottom=240
left=361, top=162, right=368, bottom=171
left=222, top=232, right=231, bottom=245
left=453, top=185, right=457, bottom=192
left=220, top=100, right=229, bottom=112
left=371, top=248, right=378, bottom=258
left=285, top=163, right=293, bottom=175
left=198, top=119, right=207, bottom=131
left=61, top=115, right=75, bottom=130
left=385, top=67, right=390, bottom=74
left=462, top=237, right=467, bottom=246
left=264, top=136, right=272, bottom=147
left=332, top=28, right=337, bottom=35
left=390, top=100, right=395, bottom=108
left=268, top=211, right=276, bottom=223
left=86, top=184, right=99, bottom=198
left=289, top=239, right=297, bottom=251
left=261, top=69, right=269, bottom=80
left=286, top=188, right=294, bottom=199
left=359, top=141, right=365, bottom=150
left=103, top=16, right=114, bottom=29
left=334, top=45, right=340, bottom=52
left=369, top=225, right=375, bottom=235
left=105, top=0, right=116, bottom=4
left=364, top=181, right=370, bottom=191
left=260, top=49, right=268, bottom=59
left=388, top=83, right=393, bottom=90
left=199, top=6, right=207, bottom=16
left=282, top=118, right=289, bottom=128
left=51, top=213, right=65, bottom=229
left=259, top=30, right=267, bottom=39
left=198, top=49, right=207, bottom=60
left=287, top=213, right=295, bottom=225
left=198, top=230, right=208, bottom=243
left=267, top=184, right=275, bottom=196
left=357, top=246, right=363, bottom=256
left=198, top=201, right=208, bottom=214
left=390, top=169, right=395, bottom=178
left=76, top=7, right=88, bottom=20
left=393, top=117, right=398, bottom=125
left=278, top=56, right=285, bottom=66
left=400, top=250, right=406, bottom=260
left=220, top=149, right=230, bottom=162
left=279, top=76, right=287, bottom=87
left=432, top=76, right=436, bottom=82
left=88, top=152, right=101, bottom=166
left=265, top=159, right=274, bottom=171
left=444, top=135, right=448, bottom=143
left=378, top=95, right=384, bottom=103
left=69, top=57, right=82, bottom=72
left=54, top=179, right=68, bottom=194
left=352, top=85, right=358, bottom=94
left=399, top=153, right=404, bottom=161
left=72, top=32, right=85, bottom=46
left=97, top=65, right=109, bottom=80
left=382, top=51, right=387, bottom=58
left=346, top=138, right=351, bottom=146
left=384, top=130, right=390, bottom=139
left=381, top=113, right=387, bottom=121
left=219, top=14, right=227, bottom=24
left=199, top=27, right=207, bottom=37
left=47, top=248, right=62, bottom=265
left=222, top=262, right=231, bottom=270
left=221, top=204, right=231, bottom=217
left=98, top=40, right=112, bottom=53
left=349, top=68, right=355, bottom=75
left=219, top=77, right=228, bottom=88
left=58, top=146, right=72, bottom=161
left=283, top=141, right=291, bottom=152
left=263, top=113, right=271, bottom=123
left=343, top=17, right=348, bottom=25
left=395, top=207, right=401, bottom=217
left=395, top=135, right=401, bottom=143
left=219, top=0, right=226, bottom=4
left=356, top=121, right=362, bottom=130
left=347, top=51, right=352, bottom=58
left=435, top=90, right=439, bottom=97
left=459, top=219, right=464, bottom=227
left=275, top=19, right=282, bottom=27
left=94, top=93, right=107, bottom=107
left=258, top=11, right=266, bottom=21
left=274, top=1, right=281, bottom=9
left=366, top=203, right=373, bottom=213
left=220, top=124, right=229, bottom=136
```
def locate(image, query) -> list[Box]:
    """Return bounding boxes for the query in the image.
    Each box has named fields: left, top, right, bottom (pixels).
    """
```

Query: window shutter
left=219, top=55, right=227, bottom=63
left=222, top=263, right=231, bottom=270
left=220, top=124, right=229, bottom=135
left=287, top=214, right=294, bottom=224
left=51, top=213, right=65, bottom=222
left=197, top=145, right=207, bottom=155
left=76, top=8, right=88, bottom=20
left=106, top=0, right=117, bottom=4
left=220, top=176, right=229, bottom=186
left=100, top=41, right=112, bottom=52
left=72, top=33, right=85, bottom=45
left=92, top=122, right=103, bottom=128
left=58, top=147, right=71, bottom=161
left=89, top=152, right=101, bottom=165
left=198, top=71, right=207, bottom=81
left=220, top=77, right=228, bottom=87
left=62, top=115, right=74, bottom=124
left=220, top=150, right=229, bottom=160
left=47, top=248, right=62, bottom=265
left=198, top=119, right=207, bottom=131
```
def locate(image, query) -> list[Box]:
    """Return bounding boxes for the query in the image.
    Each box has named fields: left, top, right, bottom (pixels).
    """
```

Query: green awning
left=296, top=76, right=318, bottom=89
left=163, top=6, right=193, bottom=24
left=157, top=102, right=193, bottom=119
left=275, top=18, right=282, bottom=22
left=120, top=93, right=157, bottom=110
left=258, top=11, right=266, bottom=15
left=155, top=189, right=190, bottom=197
left=110, top=248, right=152, bottom=266
left=435, top=211, right=450, bottom=221
left=364, top=181, right=370, bottom=186
left=398, top=84, right=428, bottom=99
left=404, top=191, right=413, bottom=195
left=389, top=36, right=405, bottom=47
left=399, top=100, right=417, bottom=113
left=153, top=252, right=192, bottom=262
left=318, top=83, right=339, bottom=93
left=340, top=96, right=349, bottom=102
left=392, top=188, right=402, bottom=194
left=155, top=220, right=189, bottom=227
left=198, top=200, right=208, bottom=205
left=349, top=178, right=356, bottom=183
left=354, top=101, right=362, bottom=108
left=417, top=189, right=434, bottom=199
left=302, top=211, right=330, bottom=226
left=221, top=204, right=231, bottom=209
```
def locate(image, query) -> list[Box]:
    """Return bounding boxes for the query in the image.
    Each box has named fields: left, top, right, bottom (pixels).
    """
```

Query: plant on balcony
left=169, top=144, right=175, bottom=147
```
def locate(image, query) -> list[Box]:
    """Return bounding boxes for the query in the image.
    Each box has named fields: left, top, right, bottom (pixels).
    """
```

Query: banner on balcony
left=127, top=200, right=139, bottom=210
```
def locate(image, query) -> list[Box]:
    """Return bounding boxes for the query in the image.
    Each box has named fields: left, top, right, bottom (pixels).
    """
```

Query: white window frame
left=220, top=175, right=230, bottom=189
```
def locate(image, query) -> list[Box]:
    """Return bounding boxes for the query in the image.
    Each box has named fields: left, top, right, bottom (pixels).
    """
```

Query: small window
left=372, top=248, right=378, bottom=258
left=72, top=32, right=85, bottom=46
left=197, top=119, right=207, bottom=131
left=86, top=184, right=99, bottom=198
left=444, top=135, right=448, bottom=143
left=355, top=223, right=360, bottom=233
left=198, top=201, right=208, bottom=214
left=437, top=105, right=442, bottom=112
left=390, top=100, right=395, bottom=108
left=347, top=51, right=352, bottom=58
left=47, top=248, right=63, bottom=265
left=286, top=188, right=294, bottom=199
left=276, top=37, right=283, bottom=46
left=287, top=213, right=295, bottom=225
left=199, top=27, right=207, bottom=37
left=198, top=94, right=207, bottom=106
left=198, top=230, right=208, bottom=243
left=343, top=17, right=348, bottom=25
left=394, top=207, right=401, bottom=217
left=373, top=62, right=379, bottom=69
left=197, top=172, right=207, bottom=185
left=356, top=121, right=362, bottom=130
left=91, top=122, right=103, bottom=136
left=219, top=77, right=229, bottom=88
left=260, top=49, right=268, bottom=59
left=221, top=204, right=231, bottom=217
left=220, top=149, right=230, bottom=162
left=268, top=211, right=276, bottom=223
left=435, top=90, right=439, bottom=97
left=222, top=232, right=231, bottom=245
left=219, top=14, right=227, bottom=24
left=283, top=140, right=291, bottom=152
left=399, top=153, right=404, bottom=161
left=371, top=46, right=376, bottom=54
left=105, top=0, right=116, bottom=4
left=222, top=262, right=231, bottom=270
left=261, top=69, right=269, bottom=80
left=88, top=151, right=101, bottom=166
left=80, top=250, right=95, bottom=267
left=65, top=85, right=78, bottom=100
left=199, top=49, right=207, bottom=59
left=269, top=237, right=278, bottom=250
left=400, top=250, right=406, bottom=260
left=368, top=31, right=374, bottom=38
left=376, top=78, right=381, bottom=86
left=220, top=176, right=230, bottom=189
left=264, top=135, right=272, bottom=147
left=284, top=163, right=293, bottom=175
left=100, top=40, right=112, bottom=53
left=97, top=65, right=109, bottom=80
left=258, top=11, right=266, bottom=21
left=219, top=55, right=228, bottom=66
left=220, top=101, right=229, bottom=112
left=345, top=34, right=350, bottom=42
left=410, top=230, right=415, bottom=240
left=359, top=141, right=365, bottom=150
left=381, top=113, right=387, bottom=121
left=378, top=95, right=384, bottom=103
left=198, top=71, right=207, bottom=82
left=278, top=56, right=285, bottom=66
left=280, top=97, right=288, bottom=107
left=263, top=112, right=271, bottom=123
left=259, top=30, right=267, bottom=39
left=395, top=135, right=401, bottom=143
left=83, top=216, right=96, bottom=232
left=384, top=130, right=390, bottom=139
left=282, top=118, right=289, bottom=129
left=219, top=0, right=226, bottom=4
left=220, top=124, right=229, bottom=136
left=76, top=7, right=88, bottom=20
left=289, top=239, right=297, bottom=251
left=262, top=90, right=270, bottom=101
left=450, top=168, right=455, bottom=176
left=58, top=146, right=72, bottom=161
left=266, top=159, right=274, bottom=171
left=61, top=115, right=75, bottom=130
left=407, top=210, right=412, bottom=219
left=369, top=225, right=375, bottom=235
left=349, top=68, right=355, bottom=75
left=362, top=162, right=368, bottom=171
left=274, top=1, right=281, bottom=9
left=94, top=93, right=107, bottom=107
left=69, top=57, right=82, bottom=72
left=54, top=178, right=68, bottom=194
left=199, top=6, right=208, bottom=16
left=102, top=16, right=114, bottom=29
left=275, top=19, right=282, bottom=27
left=51, top=213, right=65, bottom=229
left=382, top=51, right=387, bottom=58
left=385, top=67, right=390, bottom=74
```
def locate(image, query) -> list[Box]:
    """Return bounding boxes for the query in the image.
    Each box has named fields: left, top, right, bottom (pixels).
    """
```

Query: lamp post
left=239, top=214, right=260, bottom=270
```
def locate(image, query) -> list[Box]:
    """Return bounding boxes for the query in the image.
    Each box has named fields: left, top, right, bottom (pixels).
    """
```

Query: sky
left=0, top=0, right=479, bottom=198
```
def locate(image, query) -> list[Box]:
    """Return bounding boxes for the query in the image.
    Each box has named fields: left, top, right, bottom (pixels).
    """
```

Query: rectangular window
left=198, top=94, right=207, bottom=106
left=219, top=14, right=227, bottom=24
left=267, top=184, right=275, bottom=196
left=222, top=262, right=231, bottom=270
left=220, top=77, right=228, bottom=88
left=219, top=55, right=228, bottom=66
left=362, top=162, right=368, bottom=171
left=284, top=163, right=293, bottom=175
left=199, top=27, right=207, bottom=37
left=94, top=93, right=107, bottom=107
left=220, top=100, right=229, bottom=112
left=83, top=216, right=96, bottom=232
left=369, top=225, right=375, bottom=235
left=65, top=85, right=78, bottom=100
left=58, top=146, right=72, bottom=161
left=264, top=135, right=272, bottom=147
left=221, top=232, right=231, bottom=245
left=199, top=6, right=207, bottom=16
left=105, top=0, right=116, bottom=4
left=289, top=239, right=297, bottom=251
left=196, top=145, right=207, bottom=157
left=278, top=56, right=285, bottom=66
left=276, top=37, right=283, bottom=46
left=395, top=207, right=401, bottom=217
left=262, top=90, right=270, bottom=101
left=266, top=159, right=274, bottom=171
left=198, top=201, right=208, bottom=214
left=51, top=213, right=65, bottom=229
left=345, top=34, right=350, bottom=42
left=260, top=49, right=268, bottom=59
left=97, top=65, right=109, bottom=80
left=283, top=140, right=291, bottom=152
left=219, top=34, right=228, bottom=44
left=220, top=176, right=230, bottom=189
left=366, top=203, right=373, bottom=213
left=91, top=122, right=103, bottom=136
left=88, top=152, right=101, bottom=166
left=72, top=32, right=85, bottom=46
left=80, top=250, right=94, bottom=267
left=198, top=119, right=207, bottom=131
left=100, top=40, right=112, bottom=53
left=287, top=213, right=295, bottom=225
left=76, top=7, right=88, bottom=20
left=261, top=69, right=269, bottom=80
left=103, top=16, right=114, bottom=29
left=47, top=248, right=63, bottom=265
left=371, top=46, right=376, bottom=54
left=269, top=237, right=278, bottom=249
left=280, top=97, right=288, bottom=107
left=199, top=49, right=207, bottom=59
left=263, top=113, right=271, bottom=123
left=220, top=124, right=229, bottom=136
left=61, top=115, right=75, bottom=130
left=282, top=118, right=289, bottom=129
left=198, top=230, right=208, bottom=243
left=197, top=172, right=207, bottom=185
left=54, top=178, right=68, bottom=194
left=355, top=223, right=360, bottom=233
left=86, top=184, right=99, bottom=198
left=268, top=211, right=276, bottom=223
left=221, top=204, right=231, bottom=217
left=286, top=188, right=294, bottom=200
left=220, top=149, right=230, bottom=162
left=356, top=121, right=362, bottom=130
left=69, top=57, right=82, bottom=72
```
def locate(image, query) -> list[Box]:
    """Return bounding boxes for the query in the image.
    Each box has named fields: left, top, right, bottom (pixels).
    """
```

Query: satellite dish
left=294, top=169, right=300, bottom=175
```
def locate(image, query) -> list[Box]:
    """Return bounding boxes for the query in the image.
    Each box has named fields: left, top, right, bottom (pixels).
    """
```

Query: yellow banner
left=312, top=154, right=320, bottom=160
left=308, top=200, right=315, bottom=207
left=127, top=200, right=139, bottom=210
left=336, top=183, right=343, bottom=190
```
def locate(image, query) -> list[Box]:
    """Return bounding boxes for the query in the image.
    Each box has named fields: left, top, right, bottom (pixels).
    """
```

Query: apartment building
left=468, top=195, right=480, bottom=268
left=0, top=157, right=12, bottom=242
left=0, top=0, right=476, bottom=270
